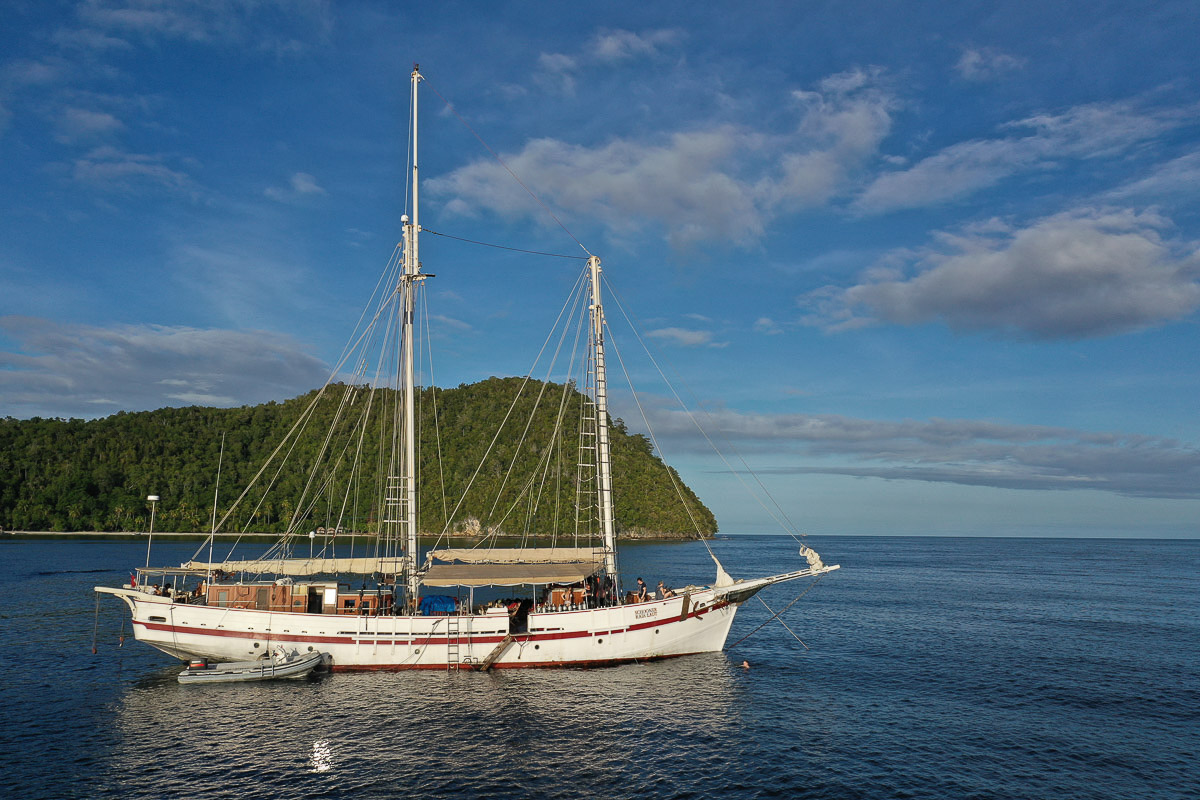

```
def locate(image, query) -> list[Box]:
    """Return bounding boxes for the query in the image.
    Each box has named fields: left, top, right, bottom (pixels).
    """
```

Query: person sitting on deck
left=635, top=578, right=649, bottom=602
left=658, top=581, right=675, bottom=598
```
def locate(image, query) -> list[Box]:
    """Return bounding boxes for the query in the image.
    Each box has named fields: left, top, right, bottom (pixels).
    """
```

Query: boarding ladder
left=445, top=613, right=462, bottom=671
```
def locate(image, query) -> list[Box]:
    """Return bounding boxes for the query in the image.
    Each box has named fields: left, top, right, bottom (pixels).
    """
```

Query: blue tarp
left=419, top=595, right=457, bottom=616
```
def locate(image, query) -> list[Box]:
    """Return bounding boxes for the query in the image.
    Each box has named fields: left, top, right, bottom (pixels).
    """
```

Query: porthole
left=254, top=642, right=261, bottom=648
left=598, top=638, right=604, bottom=644
left=307, top=646, right=314, bottom=652
left=534, top=644, right=540, bottom=650
left=655, top=629, right=659, bottom=634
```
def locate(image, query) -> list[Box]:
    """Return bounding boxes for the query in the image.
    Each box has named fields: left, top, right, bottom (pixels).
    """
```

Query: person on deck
left=635, top=578, right=649, bottom=602
left=658, top=581, right=675, bottom=598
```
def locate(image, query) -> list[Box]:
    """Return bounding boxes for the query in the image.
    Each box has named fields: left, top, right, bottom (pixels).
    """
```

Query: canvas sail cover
left=420, top=547, right=605, bottom=587
left=420, top=561, right=602, bottom=587
left=428, top=547, right=604, bottom=564
left=182, top=557, right=407, bottom=577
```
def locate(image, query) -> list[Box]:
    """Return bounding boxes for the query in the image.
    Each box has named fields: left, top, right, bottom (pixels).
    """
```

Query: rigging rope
left=728, top=575, right=825, bottom=649
left=420, top=75, right=592, bottom=258
left=605, top=281, right=810, bottom=545
left=423, top=228, right=586, bottom=260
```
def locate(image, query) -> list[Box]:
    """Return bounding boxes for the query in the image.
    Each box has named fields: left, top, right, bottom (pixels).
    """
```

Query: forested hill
left=0, top=377, right=717, bottom=538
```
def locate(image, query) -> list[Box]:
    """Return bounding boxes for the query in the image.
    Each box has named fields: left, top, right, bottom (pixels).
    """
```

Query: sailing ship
left=95, top=66, right=839, bottom=671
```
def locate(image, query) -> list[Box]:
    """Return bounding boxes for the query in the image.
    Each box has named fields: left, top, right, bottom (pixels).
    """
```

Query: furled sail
left=428, top=547, right=604, bottom=564
left=420, top=547, right=606, bottom=587
left=182, top=557, right=407, bottom=577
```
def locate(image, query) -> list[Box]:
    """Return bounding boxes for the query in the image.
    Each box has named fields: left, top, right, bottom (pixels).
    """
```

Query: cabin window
left=148, top=616, right=166, bottom=623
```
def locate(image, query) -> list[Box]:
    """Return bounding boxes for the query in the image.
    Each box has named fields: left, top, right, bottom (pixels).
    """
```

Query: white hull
left=99, top=587, right=740, bottom=670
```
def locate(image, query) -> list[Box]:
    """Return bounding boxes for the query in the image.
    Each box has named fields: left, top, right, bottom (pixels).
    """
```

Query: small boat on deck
left=178, top=649, right=328, bottom=684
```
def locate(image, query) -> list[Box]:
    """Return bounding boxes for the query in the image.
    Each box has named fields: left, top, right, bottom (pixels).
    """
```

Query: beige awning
left=428, top=547, right=605, bottom=565
left=421, top=561, right=601, bottom=588
left=182, top=557, right=406, bottom=577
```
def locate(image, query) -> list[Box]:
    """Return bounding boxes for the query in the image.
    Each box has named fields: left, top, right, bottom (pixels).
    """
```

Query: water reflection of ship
left=106, top=654, right=743, bottom=786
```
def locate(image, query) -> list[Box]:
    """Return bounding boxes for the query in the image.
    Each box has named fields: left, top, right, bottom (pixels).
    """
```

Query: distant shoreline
left=0, top=529, right=706, bottom=543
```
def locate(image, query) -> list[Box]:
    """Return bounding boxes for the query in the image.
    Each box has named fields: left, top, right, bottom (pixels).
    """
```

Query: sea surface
left=1, top=535, right=1196, bottom=799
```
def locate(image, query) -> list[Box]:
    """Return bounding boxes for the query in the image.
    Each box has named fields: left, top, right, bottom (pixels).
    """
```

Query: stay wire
left=423, top=228, right=586, bottom=261
left=728, top=575, right=825, bottom=649
left=420, top=75, right=593, bottom=258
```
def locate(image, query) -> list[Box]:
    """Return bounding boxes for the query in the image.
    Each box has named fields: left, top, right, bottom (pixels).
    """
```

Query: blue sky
left=2, top=1, right=1198, bottom=537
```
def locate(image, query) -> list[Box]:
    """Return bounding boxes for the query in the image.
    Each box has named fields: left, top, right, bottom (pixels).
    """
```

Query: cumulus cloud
left=857, top=99, right=1184, bottom=212
left=646, top=406, right=1200, bottom=499
left=801, top=207, right=1200, bottom=339
left=955, top=47, right=1026, bottom=81
left=265, top=171, right=326, bottom=202
left=429, top=128, right=763, bottom=247
left=430, top=68, right=897, bottom=248
left=0, top=316, right=329, bottom=419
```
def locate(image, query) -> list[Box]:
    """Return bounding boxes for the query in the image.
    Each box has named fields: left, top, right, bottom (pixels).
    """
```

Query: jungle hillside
left=0, top=377, right=717, bottom=539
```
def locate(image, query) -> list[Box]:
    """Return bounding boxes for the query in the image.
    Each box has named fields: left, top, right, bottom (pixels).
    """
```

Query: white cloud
left=647, top=406, right=1200, bottom=499
left=0, top=316, right=328, bottom=418
left=754, top=317, right=783, bottom=335
left=802, top=207, right=1200, bottom=339
left=71, top=145, right=190, bottom=189
left=76, top=0, right=331, bottom=53
left=1, top=58, right=68, bottom=88
left=55, top=106, right=124, bottom=142
left=536, top=27, right=681, bottom=92
left=52, top=27, right=133, bottom=50
left=265, top=171, right=326, bottom=202
left=591, top=28, right=682, bottom=62
left=955, top=47, right=1026, bottom=81
left=857, top=99, right=1185, bottom=212
left=430, top=68, right=897, bottom=248
left=429, top=128, right=763, bottom=247
left=647, top=327, right=715, bottom=347
left=536, top=53, right=577, bottom=95
left=758, top=67, right=897, bottom=210
left=1108, top=151, right=1200, bottom=199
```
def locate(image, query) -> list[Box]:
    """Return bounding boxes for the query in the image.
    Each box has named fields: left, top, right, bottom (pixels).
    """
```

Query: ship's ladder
left=445, top=613, right=461, bottom=671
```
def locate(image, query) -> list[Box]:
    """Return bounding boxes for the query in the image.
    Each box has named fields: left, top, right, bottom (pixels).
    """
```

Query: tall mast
left=401, top=64, right=423, bottom=603
left=588, top=255, right=618, bottom=579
